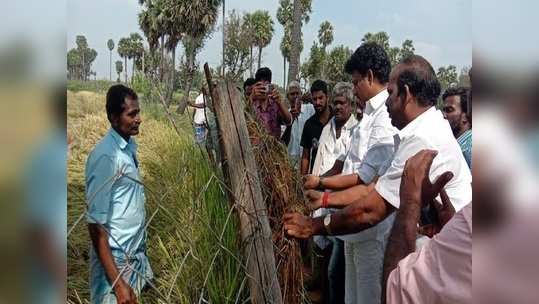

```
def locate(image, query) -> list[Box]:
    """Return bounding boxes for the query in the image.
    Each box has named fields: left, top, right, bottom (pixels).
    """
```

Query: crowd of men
left=249, top=42, right=472, bottom=304
left=84, top=41, right=472, bottom=304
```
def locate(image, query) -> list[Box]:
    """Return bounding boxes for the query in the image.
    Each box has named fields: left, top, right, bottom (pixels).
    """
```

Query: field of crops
left=67, top=90, right=247, bottom=303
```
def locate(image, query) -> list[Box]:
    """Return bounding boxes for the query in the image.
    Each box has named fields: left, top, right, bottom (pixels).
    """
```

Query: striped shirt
left=457, top=129, right=472, bottom=169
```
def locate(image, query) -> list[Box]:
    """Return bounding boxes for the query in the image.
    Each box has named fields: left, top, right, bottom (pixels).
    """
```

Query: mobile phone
left=265, top=83, right=273, bottom=93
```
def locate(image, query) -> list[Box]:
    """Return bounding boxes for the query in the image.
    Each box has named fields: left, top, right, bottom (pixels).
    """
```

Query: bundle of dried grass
left=244, top=111, right=308, bottom=304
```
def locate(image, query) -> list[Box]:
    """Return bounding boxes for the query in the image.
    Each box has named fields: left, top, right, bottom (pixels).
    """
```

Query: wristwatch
left=323, top=214, right=332, bottom=235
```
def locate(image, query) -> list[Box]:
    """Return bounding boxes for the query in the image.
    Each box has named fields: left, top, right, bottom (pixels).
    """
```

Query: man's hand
left=400, top=149, right=454, bottom=206
left=249, top=82, right=266, bottom=103
left=303, top=174, right=320, bottom=190
left=114, top=280, right=138, bottom=304
left=431, top=188, right=456, bottom=227
left=269, top=86, right=283, bottom=105
left=290, top=107, right=300, bottom=120
left=283, top=213, right=314, bottom=239
left=305, top=190, right=323, bottom=210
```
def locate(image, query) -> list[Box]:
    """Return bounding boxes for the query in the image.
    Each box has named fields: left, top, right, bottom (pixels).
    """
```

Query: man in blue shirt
left=86, top=84, right=152, bottom=304
left=442, top=86, right=472, bottom=168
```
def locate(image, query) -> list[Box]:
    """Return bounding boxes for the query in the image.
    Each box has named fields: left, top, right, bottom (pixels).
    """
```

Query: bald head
left=393, top=55, right=441, bottom=107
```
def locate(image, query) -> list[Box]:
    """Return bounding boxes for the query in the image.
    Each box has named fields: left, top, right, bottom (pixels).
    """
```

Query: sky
left=66, top=0, right=473, bottom=85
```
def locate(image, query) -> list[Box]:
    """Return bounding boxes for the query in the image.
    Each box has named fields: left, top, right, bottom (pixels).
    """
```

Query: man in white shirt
left=312, top=81, right=358, bottom=304
left=283, top=54, right=472, bottom=301
left=189, top=92, right=207, bottom=144
left=303, top=42, right=398, bottom=304
left=284, top=81, right=315, bottom=168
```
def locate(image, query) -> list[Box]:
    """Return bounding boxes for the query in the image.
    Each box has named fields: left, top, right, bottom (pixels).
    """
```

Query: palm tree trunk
left=250, top=46, right=254, bottom=77
left=132, top=58, right=135, bottom=84
left=124, top=57, right=128, bottom=83
left=177, top=50, right=195, bottom=114
left=109, top=50, right=112, bottom=81
left=166, top=46, right=176, bottom=108
left=222, top=0, right=226, bottom=77
left=288, top=0, right=302, bottom=82
left=283, top=56, right=286, bottom=88
left=82, top=52, right=85, bottom=81
left=142, top=51, right=145, bottom=75
left=257, top=46, right=262, bottom=70
left=160, top=36, right=165, bottom=81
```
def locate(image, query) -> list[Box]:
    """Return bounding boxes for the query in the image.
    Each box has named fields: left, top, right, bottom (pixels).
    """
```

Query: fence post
left=204, top=65, right=283, bottom=304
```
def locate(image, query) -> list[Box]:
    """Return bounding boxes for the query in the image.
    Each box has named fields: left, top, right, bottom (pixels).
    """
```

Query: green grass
left=67, top=90, right=246, bottom=303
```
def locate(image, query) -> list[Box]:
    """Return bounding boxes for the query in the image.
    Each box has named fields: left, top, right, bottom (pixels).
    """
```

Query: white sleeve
left=357, top=144, right=394, bottom=183
left=375, top=136, right=431, bottom=208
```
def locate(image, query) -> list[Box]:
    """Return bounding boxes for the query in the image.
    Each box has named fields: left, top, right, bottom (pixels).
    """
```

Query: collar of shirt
left=334, top=114, right=359, bottom=134
left=327, top=115, right=359, bottom=143
left=109, top=128, right=137, bottom=153
left=365, top=89, right=389, bottom=116
left=397, top=106, right=438, bottom=141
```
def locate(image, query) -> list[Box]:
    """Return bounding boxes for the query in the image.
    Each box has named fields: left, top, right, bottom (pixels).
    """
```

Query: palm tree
left=161, top=0, right=221, bottom=108
left=251, top=10, right=274, bottom=70
left=107, top=39, right=115, bottom=81
left=139, top=0, right=167, bottom=80
left=318, top=21, right=333, bottom=51
left=117, top=37, right=130, bottom=83
left=318, top=21, right=333, bottom=79
left=288, top=0, right=302, bottom=82
left=115, top=60, right=123, bottom=82
left=75, top=35, right=88, bottom=80
left=242, top=13, right=256, bottom=77
left=129, top=33, right=144, bottom=83
left=280, top=27, right=291, bottom=88
left=278, top=0, right=310, bottom=86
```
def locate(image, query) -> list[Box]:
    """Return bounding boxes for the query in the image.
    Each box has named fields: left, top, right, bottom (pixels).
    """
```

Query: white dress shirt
left=311, top=114, right=358, bottom=249
left=312, top=114, right=358, bottom=176
left=376, top=106, right=472, bottom=212
left=337, top=89, right=397, bottom=242
left=287, top=103, right=315, bottom=163
left=340, top=89, right=397, bottom=179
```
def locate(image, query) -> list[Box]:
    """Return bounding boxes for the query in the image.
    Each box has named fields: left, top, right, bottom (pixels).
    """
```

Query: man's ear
left=109, top=113, right=119, bottom=128
left=460, top=112, right=470, bottom=125
left=367, top=69, right=375, bottom=86
left=403, top=84, right=412, bottom=106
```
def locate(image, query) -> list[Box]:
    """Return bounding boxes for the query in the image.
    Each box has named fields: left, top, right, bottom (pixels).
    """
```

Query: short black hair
left=255, top=67, right=272, bottom=82
left=243, top=77, right=256, bottom=90
left=310, top=79, right=328, bottom=96
left=396, top=55, right=441, bottom=107
left=442, top=86, right=470, bottom=114
left=345, top=42, right=391, bottom=84
left=106, top=84, right=138, bottom=123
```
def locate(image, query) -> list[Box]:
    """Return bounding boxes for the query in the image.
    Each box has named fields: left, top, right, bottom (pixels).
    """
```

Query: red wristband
left=322, top=191, right=329, bottom=208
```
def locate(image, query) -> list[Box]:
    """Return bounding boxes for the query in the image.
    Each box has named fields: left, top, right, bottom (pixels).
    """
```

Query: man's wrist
left=113, top=279, right=128, bottom=292
left=318, top=177, right=325, bottom=189
left=400, top=188, right=422, bottom=208
left=311, top=216, right=325, bottom=236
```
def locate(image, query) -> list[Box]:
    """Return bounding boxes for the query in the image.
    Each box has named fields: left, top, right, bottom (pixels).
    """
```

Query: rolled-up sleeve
left=357, top=144, right=394, bottom=184
left=85, top=155, right=116, bottom=224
